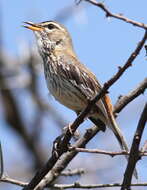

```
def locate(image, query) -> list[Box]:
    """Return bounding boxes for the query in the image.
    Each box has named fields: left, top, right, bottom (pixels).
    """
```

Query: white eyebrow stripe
left=40, top=21, right=66, bottom=31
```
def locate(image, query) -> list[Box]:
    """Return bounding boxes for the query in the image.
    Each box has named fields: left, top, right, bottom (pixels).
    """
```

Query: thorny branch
left=69, top=147, right=147, bottom=157
left=1, top=176, right=147, bottom=188
left=46, top=182, right=147, bottom=189
left=78, top=0, right=147, bottom=30
left=1, top=176, right=27, bottom=187
left=121, top=103, right=147, bottom=190
left=22, top=28, right=147, bottom=190
left=0, top=169, right=84, bottom=188
left=1, top=124, right=147, bottom=189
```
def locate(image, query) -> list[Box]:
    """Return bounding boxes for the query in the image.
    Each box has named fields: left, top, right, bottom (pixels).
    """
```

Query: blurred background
left=0, top=0, right=147, bottom=189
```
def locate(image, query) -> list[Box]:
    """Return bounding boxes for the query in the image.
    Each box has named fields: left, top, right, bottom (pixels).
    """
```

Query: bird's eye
left=47, top=24, right=56, bottom=30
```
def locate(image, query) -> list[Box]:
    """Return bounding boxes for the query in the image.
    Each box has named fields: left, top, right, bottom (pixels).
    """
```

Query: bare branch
left=78, top=0, right=147, bottom=30
left=34, top=125, right=147, bottom=190
left=69, top=147, right=147, bottom=157
left=70, top=146, right=129, bottom=156
left=1, top=176, right=147, bottom=189
left=114, top=78, right=147, bottom=114
left=22, top=28, right=147, bottom=190
left=34, top=125, right=102, bottom=190
left=53, top=182, right=147, bottom=189
left=121, top=103, right=147, bottom=190
left=1, top=176, right=27, bottom=187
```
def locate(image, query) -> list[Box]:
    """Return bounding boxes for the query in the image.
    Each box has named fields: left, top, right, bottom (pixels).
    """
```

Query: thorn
left=118, top=66, right=122, bottom=70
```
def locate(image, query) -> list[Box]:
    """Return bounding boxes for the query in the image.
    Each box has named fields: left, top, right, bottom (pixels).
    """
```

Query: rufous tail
left=103, top=95, right=138, bottom=179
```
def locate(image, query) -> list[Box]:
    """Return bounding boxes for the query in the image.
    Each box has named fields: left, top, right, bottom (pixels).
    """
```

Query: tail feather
left=109, top=115, right=138, bottom=179
left=101, top=94, right=138, bottom=179
left=109, top=118, right=129, bottom=152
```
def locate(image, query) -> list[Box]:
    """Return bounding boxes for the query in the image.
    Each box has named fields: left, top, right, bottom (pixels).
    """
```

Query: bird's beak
left=23, top=21, right=43, bottom=31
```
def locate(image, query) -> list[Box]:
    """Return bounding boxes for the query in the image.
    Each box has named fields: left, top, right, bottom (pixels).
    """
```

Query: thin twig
left=53, top=182, right=147, bottom=189
left=114, top=78, right=147, bottom=114
left=80, top=0, right=147, bottom=30
left=1, top=176, right=27, bottom=187
left=1, top=176, right=147, bottom=189
left=0, top=168, right=84, bottom=186
left=70, top=147, right=129, bottom=156
left=121, top=103, right=147, bottom=190
left=69, top=147, right=147, bottom=157
left=22, top=29, right=147, bottom=190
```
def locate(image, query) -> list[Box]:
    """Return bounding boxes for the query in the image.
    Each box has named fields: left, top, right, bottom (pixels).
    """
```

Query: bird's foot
left=52, top=134, right=64, bottom=158
left=63, top=123, right=80, bottom=140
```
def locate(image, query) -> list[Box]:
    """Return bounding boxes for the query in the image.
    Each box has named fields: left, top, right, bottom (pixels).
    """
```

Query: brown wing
left=57, top=53, right=101, bottom=98
left=56, top=52, right=109, bottom=123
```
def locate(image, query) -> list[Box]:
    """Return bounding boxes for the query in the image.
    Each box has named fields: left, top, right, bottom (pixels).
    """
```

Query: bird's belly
left=46, top=77, right=87, bottom=111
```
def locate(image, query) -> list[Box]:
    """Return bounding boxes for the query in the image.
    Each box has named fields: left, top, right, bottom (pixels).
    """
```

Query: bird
left=24, top=21, right=137, bottom=178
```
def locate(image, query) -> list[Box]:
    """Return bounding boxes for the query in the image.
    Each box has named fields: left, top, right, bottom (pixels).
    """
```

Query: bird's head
left=24, top=21, right=73, bottom=56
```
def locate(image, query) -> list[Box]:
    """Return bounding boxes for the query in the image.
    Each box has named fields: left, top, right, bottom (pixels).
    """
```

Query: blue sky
left=0, top=0, right=147, bottom=189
